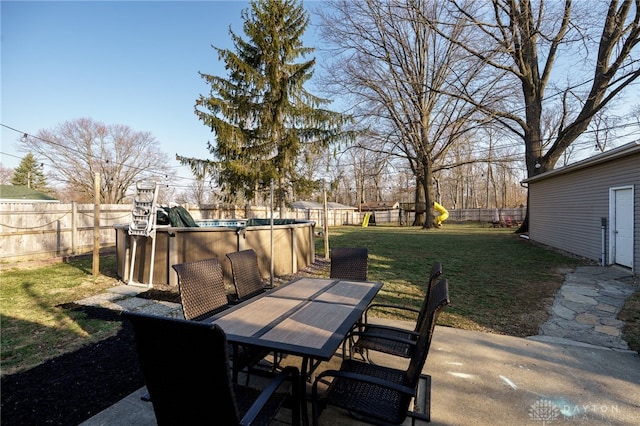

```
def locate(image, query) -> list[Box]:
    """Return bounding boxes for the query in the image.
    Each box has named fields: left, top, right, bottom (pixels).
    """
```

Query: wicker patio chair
left=172, top=258, right=269, bottom=383
left=227, top=249, right=268, bottom=302
left=329, top=247, right=369, bottom=281
left=346, top=261, right=443, bottom=362
left=312, top=278, right=450, bottom=426
left=123, top=311, right=301, bottom=426
left=172, top=258, right=230, bottom=322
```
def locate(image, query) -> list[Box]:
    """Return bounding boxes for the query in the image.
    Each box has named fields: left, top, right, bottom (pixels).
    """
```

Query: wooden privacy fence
left=0, top=202, right=131, bottom=262
left=0, top=202, right=525, bottom=262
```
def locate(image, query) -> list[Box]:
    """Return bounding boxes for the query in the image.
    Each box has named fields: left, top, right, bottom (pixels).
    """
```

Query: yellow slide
left=362, top=212, right=371, bottom=227
left=434, top=202, right=449, bottom=226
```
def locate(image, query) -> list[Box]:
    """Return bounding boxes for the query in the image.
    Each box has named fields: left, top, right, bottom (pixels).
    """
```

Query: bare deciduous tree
left=0, top=164, right=14, bottom=185
left=174, top=159, right=219, bottom=205
left=21, top=118, right=171, bottom=203
left=436, top=0, right=640, bottom=231
left=317, top=0, right=490, bottom=227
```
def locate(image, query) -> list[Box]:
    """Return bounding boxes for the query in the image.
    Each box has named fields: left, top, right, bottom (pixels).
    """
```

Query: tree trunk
left=421, top=161, right=437, bottom=229
left=412, top=177, right=425, bottom=226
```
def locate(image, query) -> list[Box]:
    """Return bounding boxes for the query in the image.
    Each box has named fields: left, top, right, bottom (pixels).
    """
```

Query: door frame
left=608, top=185, right=635, bottom=271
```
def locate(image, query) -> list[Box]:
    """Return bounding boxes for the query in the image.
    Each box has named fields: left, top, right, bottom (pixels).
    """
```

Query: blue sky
left=3, top=1, right=637, bottom=184
left=1, top=1, right=322, bottom=182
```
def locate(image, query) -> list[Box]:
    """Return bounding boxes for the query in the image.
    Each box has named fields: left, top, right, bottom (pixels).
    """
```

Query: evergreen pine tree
left=182, top=0, right=351, bottom=213
left=11, top=153, right=49, bottom=193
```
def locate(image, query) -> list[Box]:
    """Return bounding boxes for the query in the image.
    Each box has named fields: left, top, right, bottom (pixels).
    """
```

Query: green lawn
left=319, top=224, right=590, bottom=336
left=0, top=256, right=122, bottom=375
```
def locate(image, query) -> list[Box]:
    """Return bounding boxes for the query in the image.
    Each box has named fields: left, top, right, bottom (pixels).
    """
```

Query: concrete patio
left=79, top=266, right=640, bottom=425
left=80, top=321, right=640, bottom=426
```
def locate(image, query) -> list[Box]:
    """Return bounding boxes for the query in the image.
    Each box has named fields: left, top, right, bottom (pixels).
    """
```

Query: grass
left=620, top=290, right=640, bottom=351
left=1, top=223, right=638, bottom=376
left=319, top=224, right=591, bottom=336
left=0, top=256, right=122, bottom=375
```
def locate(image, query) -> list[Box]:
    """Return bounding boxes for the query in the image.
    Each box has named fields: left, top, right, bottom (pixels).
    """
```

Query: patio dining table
left=208, top=276, right=382, bottom=376
left=207, top=276, right=382, bottom=424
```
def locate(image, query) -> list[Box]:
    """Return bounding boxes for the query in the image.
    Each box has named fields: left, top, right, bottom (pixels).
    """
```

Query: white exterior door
left=609, top=186, right=634, bottom=268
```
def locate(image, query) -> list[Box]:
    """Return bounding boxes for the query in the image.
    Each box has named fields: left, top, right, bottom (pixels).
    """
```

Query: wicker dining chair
left=346, top=261, right=443, bottom=362
left=172, top=258, right=269, bottom=383
left=172, top=258, right=230, bottom=322
left=123, top=311, right=301, bottom=426
left=329, top=247, right=369, bottom=281
left=226, top=249, right=268, bottom=302
left=312, top=278, right=450, bottom=426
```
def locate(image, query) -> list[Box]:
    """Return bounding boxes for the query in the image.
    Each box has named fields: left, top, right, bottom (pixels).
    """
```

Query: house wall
left=528, top=152, right=639, bottom=272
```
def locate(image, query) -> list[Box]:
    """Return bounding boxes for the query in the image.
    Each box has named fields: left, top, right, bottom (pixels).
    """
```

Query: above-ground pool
left=114, top=218, right=316, bottom=287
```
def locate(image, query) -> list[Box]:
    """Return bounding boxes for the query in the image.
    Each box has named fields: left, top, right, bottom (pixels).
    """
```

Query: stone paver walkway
left=530, top=266, right=638, bottom=350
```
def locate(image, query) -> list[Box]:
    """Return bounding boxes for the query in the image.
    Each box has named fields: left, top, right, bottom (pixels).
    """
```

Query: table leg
left=232, top=344, right=239, bottom=383
left=301, top=357, right=310, bottom=426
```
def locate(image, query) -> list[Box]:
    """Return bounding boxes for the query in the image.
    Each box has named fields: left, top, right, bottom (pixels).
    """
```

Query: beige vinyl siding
left=635, top=179, right=640, bottom=271
left=529, top=153, right=639, bottom=265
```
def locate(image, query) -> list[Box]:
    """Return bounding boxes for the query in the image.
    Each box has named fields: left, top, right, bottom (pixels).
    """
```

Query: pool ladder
left=128, top=181, right=159, bottom=287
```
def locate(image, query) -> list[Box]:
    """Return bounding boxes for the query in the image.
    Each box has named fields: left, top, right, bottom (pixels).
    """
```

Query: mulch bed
left=136, top=287, right=181, bottom=304
left=0, top=305, right=145, bottom=426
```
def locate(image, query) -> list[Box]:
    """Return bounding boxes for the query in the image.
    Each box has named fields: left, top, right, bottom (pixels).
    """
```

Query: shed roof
left=290, top=200, right=356, bottom=210
left=522, top=141, right=640, bottom=184
left=360, top=201, right=399, bottom=211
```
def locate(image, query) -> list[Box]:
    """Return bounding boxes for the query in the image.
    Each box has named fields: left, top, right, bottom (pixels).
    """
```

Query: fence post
left=71, top=201, right=77, bottom=255
left=323, top=186, right=329, bottom=259
left=93, top=173, right=100, bottom=275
